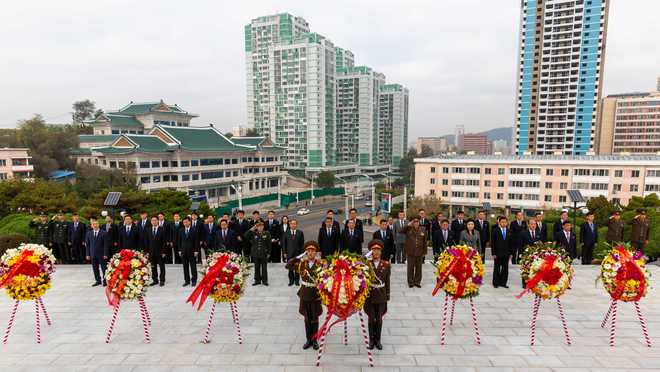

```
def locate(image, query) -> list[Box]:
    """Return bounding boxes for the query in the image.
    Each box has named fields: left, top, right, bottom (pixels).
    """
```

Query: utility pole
left=403, top=186, right=408, bottom=216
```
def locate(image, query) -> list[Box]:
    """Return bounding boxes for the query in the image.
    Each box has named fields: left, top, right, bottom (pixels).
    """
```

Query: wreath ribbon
left=611, top=247, right=645, bottom=301
left=187, top=254, right=231, bottom=310
left=314, top=258, right=357, bottom=340
left=105, top=249, right=136, bottom=307
left=0, top=249, right=40, bottom=288
left=516, top=255, right=562, bottom=299
left=432, top=248, right=473, bottom=299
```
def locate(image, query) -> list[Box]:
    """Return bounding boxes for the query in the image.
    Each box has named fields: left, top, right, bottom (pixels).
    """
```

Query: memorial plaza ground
left=0, top=262, right=659, bottom=372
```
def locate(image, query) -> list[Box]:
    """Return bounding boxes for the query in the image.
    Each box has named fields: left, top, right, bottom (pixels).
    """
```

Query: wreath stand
left=105, top=296, right=152, bottom=343
left=200, top=301, right=243, bottom=344
left=3, top=297, right=52, bottom=344
left=600, top=298, right=651, bottom=347
left=315, top=312, right=373, bottom=367
left=529, top=295, right=571, bottom=346
left=439, top=293, right=481, bottom=345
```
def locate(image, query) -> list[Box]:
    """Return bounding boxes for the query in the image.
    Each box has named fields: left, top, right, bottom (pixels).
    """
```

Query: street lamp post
left=358, top=174, right=376, bottom=214
left=230, top=183, right=243, bottom=210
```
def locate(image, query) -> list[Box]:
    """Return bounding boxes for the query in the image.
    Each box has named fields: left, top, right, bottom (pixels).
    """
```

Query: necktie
left=502, top=228, right=506, bottom=239
left=350, top=230, right=353, bottom=237
left=185, top=228, right=189, bottom=235
left=590, top=223, right=594, bottom=231
left=153, top=227, right=157, bottom=235
left=223, top=230, right=226, bottom=239
left=327, top=228, right=331, bottom=236
left=538, top=222, right=542, bottom=229
left=443, top=230, right=447, bottom=241
left=566, top=232, right=570, bottom=241
left=94, top=231, right=98, bottom=239
left=381, top=230, right=385, bottom=239
left=127, top=226, right=130, bottom=233
left=531, top=230, right=535, bottom=239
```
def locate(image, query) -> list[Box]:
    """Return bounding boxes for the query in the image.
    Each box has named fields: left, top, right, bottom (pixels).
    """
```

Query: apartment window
left=171, top=161, right=178, bottom=167
left=574, top=169, right=590, bottom=176
left=140, top=176, right=150, bottom=184
left=546, top=169, right=554, bottom=176
left=109, top=161, right=117, bottom=168
left=511, top=168, right=525, bottom=175
left=560, top=182, right=568, bottom=189
left=452, top=179, right=465, bottom=186
left=593, top=169, right=609, bottom=177
left=647, top=170, right=660, bottom=177
left=429, top=189, right=436, bottom=195
left=485, top=168, right=492, bottom=175
left=544, top=195, right=552, bottom=202
left=468, top=167, right=480, bottom=174
left=630, top=184, right=639, bottom=192
left=559, top=195, right=567, bottom=203
left=442, top=191, right=448, bottom=197
left=509, top=180, right=524, bottom=188
left=497, top=193, right=504, bottom=200
left=645, top=184, right=660, bottom=192
left=452, top=167, right=465, bottom=173
left=497, top=181, right=504, bottom=187
left=484, top=180, right=491, bottom=187
left=614, top=169, right=623, bottom=177
left=430, top=167, right=436, bottom=173
left=466, top=192, right=479, bottom=198
left=430, top=178, right=436, bottom=185
left=451, top=191, right=465, bottom=198
left=139, top=161, right=150, bottom=168
left=442, top=179, right=448, bottom=185
left=153, top=175, right=160, bottom=183
left=151, top=161, right=160, bottom=168
left=526, top=168, right=540, bottom=175
left=163, top=175, right=170, bottom=182
left=0, top=160, right=6, bottom=166
left=498, top=168, right=505, bottom=175
left=192, top=174, right=199, bottom=181
left=442, top=167, right=449, bottom=173
left=591, top=183, right=608, bottom=190
left=182, top=175, right=190, bottom=181
left=191, top=160, right=199, bottom=167
left=545, top=182, right=553, bottom=188
left=161, top=161, right=169, bottom=167
left=561, top=169, right=569, bottom=176
left=181, top=160, right=190, bottom=167
left=171, top=175, right=178, bottom=181
left=613, top=184, right=622, bottom=192
left=484, top=192, right=491, bottom=199
left=632, top=170, right=640, bottom=178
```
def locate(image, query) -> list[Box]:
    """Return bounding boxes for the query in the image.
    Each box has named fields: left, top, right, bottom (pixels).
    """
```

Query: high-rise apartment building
left=245, top=13, right=409, bottom=173
left=336, top=66, right=385, bottom=166
left=379, top=84, right=409, bottom=166
left=597, top=88, right=660, bottom=155
left=514, top=0, right=610, bottom=155
left=459, top=133, right=492, bottom=155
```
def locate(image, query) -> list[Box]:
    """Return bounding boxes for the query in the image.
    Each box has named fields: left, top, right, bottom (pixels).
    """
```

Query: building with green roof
left=72, top=125, right=284, bottom=208
left=85, top=99, right=198, bottom=136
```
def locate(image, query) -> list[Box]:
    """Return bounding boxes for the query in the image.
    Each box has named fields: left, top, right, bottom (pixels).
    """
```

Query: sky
left=0, top=0, right=658, bottom=140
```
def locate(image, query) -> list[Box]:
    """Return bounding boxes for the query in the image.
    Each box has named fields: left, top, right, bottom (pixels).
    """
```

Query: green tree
left=316, top=171, right=335, bottom=188
left=586, top=195, right=618, bottom=226
left=224, top=132, right=234, bottom=138
left=405, top=196, right=443, bottom=218
left=72, top=99, right=97, bottom=124
left=16, top=115, right=79, bottom=177
left=245, top=128, right=259, bottom=136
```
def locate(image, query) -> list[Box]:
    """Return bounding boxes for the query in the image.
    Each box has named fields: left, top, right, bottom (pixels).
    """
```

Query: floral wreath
left=518, top=242, right=573, bottom=300
left=105, top=249, right=151, bottom=306
left=187, top=251, right=249, bottom=309
left=317, top=252, right=374, bottom=319
left=432, top=245, right=484, bottom=299
left=599, top=244, right=650, bottom=302
left=0, top=244, right=56, bottom=300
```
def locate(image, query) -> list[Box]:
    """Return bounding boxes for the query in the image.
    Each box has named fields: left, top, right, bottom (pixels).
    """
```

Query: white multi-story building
left=86, top=100, right=197, bottom=135
left=379, top=84, right=409, bottom=167
left=0, top=148, right=33, bottom=181
left=514, top=0, right=610, bottom=155
left=415, top=154, right=659, bottom=210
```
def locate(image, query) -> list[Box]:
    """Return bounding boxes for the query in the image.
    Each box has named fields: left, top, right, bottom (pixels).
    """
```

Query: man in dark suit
left=491, top=216, right=512, bottom=288
left=118, top=215, right=139, bottom=251
left=200, top=214, right=217, bottom=254
left=156, top=212, right=173, bottom=263
left=534, top=212, right=548, bottom=242
left=553, top=210, right=570, bottom=236
left=136, top=211, right=150, bottom=251
left=345, top=208, right=364, bottom=237
left=145, top=217, right=167, bottom=286
left=430, top=213, right=446, bottom=238
left=68, top=212, right=86, bottom=264
left=169, top=212, right=183, bottom=264
left=282, top=219, right=304, bottom=286
left=265, top=211, right=282, bottom=263
left=522, top=219, right=542, bottom=249
left=231, top=210, right=252, bottom=258
left=555, top=221, right=577, bottom=259
left=372, top=219, right=395, bottom=261
left=432, top=219, right=455, bottom=256
left=215, top=219, right=238, bottom=254
left=321, top=210, right=341, bottom=231
left=178, top=217, right=199, bottom=287
left=318, top=216, right=340, bottom=257
left=474, top=210, right=490, bottom=261
left=341, top=219, right=364, bottom=254
left=85, top=217, right=109, bottom=287
left=509, top=211, right=527, bottom=264
left=450, top=210, right=466, bottom=238
left=102, top=215, right=120, bottom=256
left=418, top=209, right=432, bottom=241
left=579, top=211, right=598, bottom=265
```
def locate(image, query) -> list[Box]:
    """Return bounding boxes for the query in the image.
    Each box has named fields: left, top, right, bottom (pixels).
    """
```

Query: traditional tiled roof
left=122, top=135, right=172, bottom=153
left=110, top=100, right=195, bottom=116
left=103, top=114, right=143, bottom=127
left=156, top=126, right=239, bottom=152
left=78, top=135, right=120, bottom=143
left=230, top=137, right=266, bottom=146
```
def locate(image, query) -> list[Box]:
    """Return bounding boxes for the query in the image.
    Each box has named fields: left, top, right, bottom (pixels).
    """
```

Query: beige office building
left=597, top=89, right=660, bottom=155
left=0, top=148, right=34, bottom=180
left=415, top=154, right=660, bottom=210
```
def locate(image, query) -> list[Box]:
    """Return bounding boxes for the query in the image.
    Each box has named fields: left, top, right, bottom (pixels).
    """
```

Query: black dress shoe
left=159, top=282, right=165, bottom=287
left=303, top=341, right=313, bottom=350
left=502, top=285, right=509, bottom=288
left=493, top=285, right=499, bottom=288
left=150, top=282, right=158, bottom=287
left=415, top=284, right=421, bottom=288
left=408, top=285, right=413, bottom=288
left=252, top=282, right=261, bottom=286
left=191, top=282, right=196, bottom=286
left=375, top=342, right=383, bottom=350
left=92, top=282, right=101, bottom=287
left=295, top=281, right=300, bottom=286
left=263, top=282, right=269, bottom=286
left=312, top=341, right=319, bottom=350
left=102, top=281, right=107, bottom=287
left=367, top=342, right=375, bottom=350
left=288, top=282, right=294, bottom=287
left=182, top=282, right=190, bottom=287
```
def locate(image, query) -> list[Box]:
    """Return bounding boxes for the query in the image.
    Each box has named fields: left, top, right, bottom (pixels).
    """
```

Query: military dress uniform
left=363, top=240, right=391, bottom=350
left=30, top=218, right=51, bottom=247
left=51, top=218, right=70, bottom=263
left=245, top=224, right=271, bottom=285
left=285, top=241, right=324, bottom=350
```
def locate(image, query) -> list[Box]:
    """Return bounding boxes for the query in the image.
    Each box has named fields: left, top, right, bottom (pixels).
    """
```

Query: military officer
left=364, top=240, right=391, bottom=350
left=245, top=221, right=271, bottom=286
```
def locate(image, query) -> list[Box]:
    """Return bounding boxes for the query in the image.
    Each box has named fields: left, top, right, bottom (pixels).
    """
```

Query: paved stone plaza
left=0, top=263, right=659, bottom=372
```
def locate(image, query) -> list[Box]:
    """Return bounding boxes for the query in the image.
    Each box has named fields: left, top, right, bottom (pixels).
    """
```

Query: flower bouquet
left=317, top=252, right=374, bottom=319
left=599, top=244, right=653, bottom=347
left=599, top=244, right=650, bottom=302
left=0, top=244, right=56, bottom=301
left=432, top=245, right=484, bottom=299
left=105, top=249, right=151, bottom=306
left=518, top=242, right=573, bottom=300
left=0, top=243, right=56, bottom=344
left=187, top=251, right=249, bottom=344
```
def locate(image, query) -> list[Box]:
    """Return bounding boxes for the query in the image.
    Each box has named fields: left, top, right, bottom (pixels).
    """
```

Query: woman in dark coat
left=363, top=239, right=391, bottom=350
left=285, top=241, right=324, bottom=350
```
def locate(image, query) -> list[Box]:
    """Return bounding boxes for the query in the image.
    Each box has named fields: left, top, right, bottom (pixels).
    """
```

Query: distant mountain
left=440, top=126, right=512, bottom=145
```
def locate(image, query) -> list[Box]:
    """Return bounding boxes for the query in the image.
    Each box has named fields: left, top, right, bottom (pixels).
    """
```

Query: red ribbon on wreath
left=187, top=254, right=235, bottom=310
left=0, top=249, right=41, bottom=288
left=611, top=247, right=646, bottom=301
left=432, top=248, right=474, bottom=299
left=314, top=258, right=357, bottom=340
left=105, top=249, right=136, bottom=307
left=516, top=255, right=563, bottom=299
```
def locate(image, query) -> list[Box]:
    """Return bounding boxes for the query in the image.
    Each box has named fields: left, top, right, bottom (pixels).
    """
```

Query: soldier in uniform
left=606, top=210, right=624, bottom=246
left=364, top=240, right=391, bottom=350
left=51, top=211, right=70, bottom=263
left=245, top=221, right=271, bottom=286
left=285, top=241, right=324, bottom=350
left=30, top=212, right=52, bottom=248
left=630, top=209, right=651, bottom=253
left=402, top=217, right=428, bottom=288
